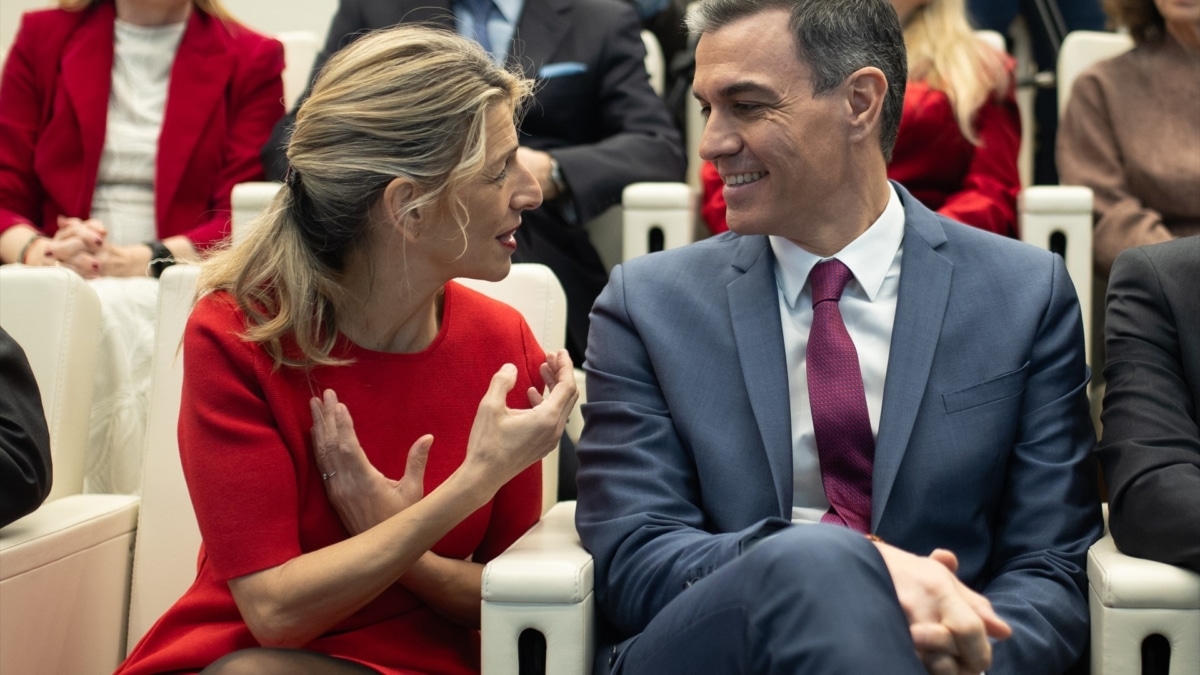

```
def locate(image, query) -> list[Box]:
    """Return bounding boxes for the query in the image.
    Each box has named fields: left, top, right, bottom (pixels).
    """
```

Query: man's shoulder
left=617, top=232, right=757, bottom=283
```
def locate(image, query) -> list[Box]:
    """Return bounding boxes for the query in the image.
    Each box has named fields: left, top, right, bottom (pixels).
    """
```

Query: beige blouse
left=1057, top=32, right=1200, bottom=277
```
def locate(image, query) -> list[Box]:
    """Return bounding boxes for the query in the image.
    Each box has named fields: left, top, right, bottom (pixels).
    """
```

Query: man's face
left=694, top=9, right=850, bottom=239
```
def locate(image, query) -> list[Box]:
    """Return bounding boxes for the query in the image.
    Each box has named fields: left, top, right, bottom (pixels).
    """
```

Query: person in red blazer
left=700, top=0, right=1020, bottom=238
left=0, top=0, right=284, bottom=277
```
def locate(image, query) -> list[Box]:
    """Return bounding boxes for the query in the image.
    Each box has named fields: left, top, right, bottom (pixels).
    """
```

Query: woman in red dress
left=116, top=25, right=577, bottom=675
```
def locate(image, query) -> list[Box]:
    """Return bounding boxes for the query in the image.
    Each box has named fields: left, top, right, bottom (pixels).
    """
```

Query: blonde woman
left=700, top=0, right=1020, bottom=236
left=116, top=25, right=576, bottom=675
left=0, top=0, right=283, bottom=275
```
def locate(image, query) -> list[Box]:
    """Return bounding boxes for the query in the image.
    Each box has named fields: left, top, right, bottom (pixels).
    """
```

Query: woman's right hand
left=461, top=350, right=578, bottom=494
left=310, top=389, right=433, bottom=534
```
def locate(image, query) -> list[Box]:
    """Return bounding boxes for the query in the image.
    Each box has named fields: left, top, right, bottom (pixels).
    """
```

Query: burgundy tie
left=807, top=260, right=874, bottom=533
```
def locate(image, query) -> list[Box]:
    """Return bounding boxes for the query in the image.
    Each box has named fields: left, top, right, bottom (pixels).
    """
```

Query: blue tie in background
left=466, top=0, right=494, bottom=56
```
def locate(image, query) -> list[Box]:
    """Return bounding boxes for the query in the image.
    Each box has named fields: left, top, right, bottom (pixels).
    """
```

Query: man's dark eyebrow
left=693, top=80, right=777, bottom=105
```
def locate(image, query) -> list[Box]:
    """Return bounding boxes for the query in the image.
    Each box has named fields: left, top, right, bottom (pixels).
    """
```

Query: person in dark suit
left=0, top=326, right=52, bottom=529
left=574, top=0, right=1102, bottom=673
left=1098, top=237, right=1200, bottom=574
left=264, top=0, right=686, bottom=363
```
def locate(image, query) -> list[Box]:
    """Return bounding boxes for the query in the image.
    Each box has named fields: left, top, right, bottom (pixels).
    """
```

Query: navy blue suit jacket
left=576, top=185, right=1103, bottom=674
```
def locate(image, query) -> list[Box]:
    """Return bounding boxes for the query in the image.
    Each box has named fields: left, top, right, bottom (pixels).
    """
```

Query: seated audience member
left=576, top=1, right=1101, bottom=674
left=263, top=0, right=686, bottom=364
left=700, top=0, right=1020, bottom=237
left=0, top=327, right=52, bottom=529
left=0, top=0, right=285, bottom=494
left=0, top=0, right=283, bottom=275
left=1058, top=0, right=1200, bottom=278
left=1098, top=237, right=1200, bottom=574
left=116, top=26, right=576, bottom=675
left=967, top=0, right=1107, bottom=185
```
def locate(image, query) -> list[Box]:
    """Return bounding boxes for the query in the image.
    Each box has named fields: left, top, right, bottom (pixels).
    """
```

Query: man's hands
left=873, top=540, right=1012, bottom=675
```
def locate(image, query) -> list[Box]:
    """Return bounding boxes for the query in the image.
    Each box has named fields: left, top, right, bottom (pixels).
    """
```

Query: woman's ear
left=845, top=66, right=888, bottom=148
left=382, top=177, right=421, bottom=240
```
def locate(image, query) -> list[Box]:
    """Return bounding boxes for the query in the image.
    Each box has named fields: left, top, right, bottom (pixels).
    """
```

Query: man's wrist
left=549, top=156, right=569, bottom=199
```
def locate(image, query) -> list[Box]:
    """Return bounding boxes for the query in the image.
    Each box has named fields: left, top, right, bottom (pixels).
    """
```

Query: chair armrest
left=1, top=494, right=140, bottom=674
left=621, top=182, right=694, bottom=261
left=1088, top=533, right=1200, bottom=610
left=482, top=500, right=594, bottom=675
left=231, top=181, right=283, bottom=245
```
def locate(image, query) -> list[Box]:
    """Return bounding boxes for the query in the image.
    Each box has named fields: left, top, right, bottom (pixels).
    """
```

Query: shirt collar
left=493, top=0, right=522, bottom=24
left=769, top=183, right=905, bottom=309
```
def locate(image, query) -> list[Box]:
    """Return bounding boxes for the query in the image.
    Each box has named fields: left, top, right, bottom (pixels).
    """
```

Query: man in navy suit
left=575, top=0, right=1102, bottom=673
left=264, top=0, right=685, bottom=364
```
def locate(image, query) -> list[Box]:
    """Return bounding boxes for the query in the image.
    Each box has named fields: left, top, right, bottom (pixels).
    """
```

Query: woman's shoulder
left=11, top=6, right=95, bottom=55
left=446, top=280, right=530, bottom=329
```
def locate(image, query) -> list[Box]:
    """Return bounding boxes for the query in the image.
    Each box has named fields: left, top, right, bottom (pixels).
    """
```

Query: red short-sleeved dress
left=117, top=282, right=545, bottom=675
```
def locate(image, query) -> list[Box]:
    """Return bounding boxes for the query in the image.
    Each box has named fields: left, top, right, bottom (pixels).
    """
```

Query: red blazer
left=701, top=74, right=1021, bottom=238
left=0, top=2, right=284, bottom=249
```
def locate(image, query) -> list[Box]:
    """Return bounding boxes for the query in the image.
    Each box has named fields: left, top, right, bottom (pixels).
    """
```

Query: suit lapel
left=59, top=2, right=115, bottom=212
left=510, top=0, right=570, bottom=77
left=156, top=10, right=232, bottom=226
left=727, top=236, right=793, bottom=516
left=872, top=191, right=952, bottom=530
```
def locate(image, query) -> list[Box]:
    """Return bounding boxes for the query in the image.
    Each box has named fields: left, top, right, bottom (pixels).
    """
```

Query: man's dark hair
left=688, top=0, right=907, bottom=161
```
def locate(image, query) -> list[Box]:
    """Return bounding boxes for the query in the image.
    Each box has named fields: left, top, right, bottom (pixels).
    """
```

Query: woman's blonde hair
left=901, top=0, right=1011, bottom=143
left=199, top=25, right=533, bottom=369
left=59, top=0, right=232, bottom=22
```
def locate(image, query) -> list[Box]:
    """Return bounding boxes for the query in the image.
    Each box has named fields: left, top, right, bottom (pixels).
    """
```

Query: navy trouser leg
left=615, top=525, right=926, bottom=675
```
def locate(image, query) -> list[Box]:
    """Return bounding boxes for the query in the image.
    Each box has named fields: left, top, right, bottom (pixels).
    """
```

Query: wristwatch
left=549, top=156, right=569, bottom=198
left=145, top=240, right=176, bottom=278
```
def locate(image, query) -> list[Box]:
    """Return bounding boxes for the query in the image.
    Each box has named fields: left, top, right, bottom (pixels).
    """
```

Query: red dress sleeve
left=473, top=317, right=547, bottom=562
left=179, top=294, right=305, bottom=581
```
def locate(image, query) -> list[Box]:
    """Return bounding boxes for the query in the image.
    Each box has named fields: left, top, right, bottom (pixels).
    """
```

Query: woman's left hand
left=95, top=242, right=154, bottom=277
left=310, top=389, right=433, bottom=534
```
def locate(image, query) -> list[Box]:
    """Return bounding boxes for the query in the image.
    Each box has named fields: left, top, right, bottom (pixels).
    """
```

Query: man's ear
left=382, top=176, right=421, bottom=240
left=845, top=66, right=888, bottom=148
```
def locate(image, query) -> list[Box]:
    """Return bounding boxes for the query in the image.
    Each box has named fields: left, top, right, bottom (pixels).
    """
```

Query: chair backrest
left=277, top=30, right=321, bottom=111
left=231, top=181, right=283, bottom=244
left=126, top=264, right=203, bottom=651
left=1058, top=31, right=1133, bottom=115
left=457, top=264, right=568, bottom=514
left=641, top=29, right=665, bottom=97
left=976, top=29, right=1006, bottom=54
left=0, top=267, right=101, bottom=502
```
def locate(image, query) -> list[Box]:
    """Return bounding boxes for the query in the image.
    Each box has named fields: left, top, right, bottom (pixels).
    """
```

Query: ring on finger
left=322, top=471, right=337, bottom=480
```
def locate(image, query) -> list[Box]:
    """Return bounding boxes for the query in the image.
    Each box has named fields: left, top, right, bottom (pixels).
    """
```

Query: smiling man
left=574, top=0, right=1102, bottom=673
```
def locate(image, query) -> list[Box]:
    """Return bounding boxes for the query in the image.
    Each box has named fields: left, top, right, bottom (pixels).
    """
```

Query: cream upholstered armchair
left=0, top=267, right=141, bottom=675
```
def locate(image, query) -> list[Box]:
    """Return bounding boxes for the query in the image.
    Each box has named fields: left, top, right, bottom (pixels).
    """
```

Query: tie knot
left=809, top=259, right=853, bottom=306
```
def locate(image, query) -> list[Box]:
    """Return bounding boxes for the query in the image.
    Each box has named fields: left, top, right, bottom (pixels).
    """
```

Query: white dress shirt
left=769, top=185, right=905, bottom=524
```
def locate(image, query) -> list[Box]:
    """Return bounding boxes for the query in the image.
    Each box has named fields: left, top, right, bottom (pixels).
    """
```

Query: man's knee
left=738, top=525, right=887, bottom=600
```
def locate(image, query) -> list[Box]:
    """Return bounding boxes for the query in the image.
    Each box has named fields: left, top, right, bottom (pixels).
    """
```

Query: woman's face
left=1155, top=0, right=1200, bottom=29
left=889, top=0, right=931, bottom=24
left=420, top=103, right=542, bottom=282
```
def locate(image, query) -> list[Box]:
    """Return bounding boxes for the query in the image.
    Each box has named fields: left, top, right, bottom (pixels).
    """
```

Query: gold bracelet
left=865, top=533, right=883, bottom=543
left=17, top=233, right=43, bottom=265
